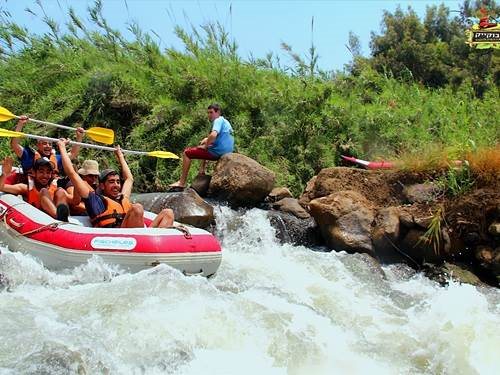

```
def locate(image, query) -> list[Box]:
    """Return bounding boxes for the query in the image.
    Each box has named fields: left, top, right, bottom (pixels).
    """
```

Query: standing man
left=10, top=115, right=84, bottom=176
left=169, top=103, right=234, bottom=189
left=57, top=139, right=174, bottom=228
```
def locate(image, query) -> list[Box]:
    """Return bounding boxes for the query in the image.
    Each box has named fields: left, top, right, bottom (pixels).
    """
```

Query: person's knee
left=129, top=203, right=144, bottom=216
left=160, top=208, right=174, bottom=219
left=54, top=188, right=67, bottom=200
left=157, top=208, right=174, bottom=227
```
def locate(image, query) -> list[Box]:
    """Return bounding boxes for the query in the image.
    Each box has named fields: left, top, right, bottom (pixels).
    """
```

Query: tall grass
left=0, top=4, right=497, bottom=194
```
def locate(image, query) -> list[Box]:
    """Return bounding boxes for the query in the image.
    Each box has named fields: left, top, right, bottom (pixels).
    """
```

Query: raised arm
left=0, top=157, right=27, bottom=195
left=57, top=139, right=91, bottom=199
left=10, top=116, right=28, bottom=158
left=68, top=127, right=85, bottom=160
left=115, top=145, right=133, bottom=198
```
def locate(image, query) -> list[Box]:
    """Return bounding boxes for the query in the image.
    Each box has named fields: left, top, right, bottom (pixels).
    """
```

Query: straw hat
left=77, top=160, right=100, bottom=176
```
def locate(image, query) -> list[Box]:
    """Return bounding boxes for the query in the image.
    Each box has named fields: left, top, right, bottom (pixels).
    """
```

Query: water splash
left=0, top=206, right=499, bottom=374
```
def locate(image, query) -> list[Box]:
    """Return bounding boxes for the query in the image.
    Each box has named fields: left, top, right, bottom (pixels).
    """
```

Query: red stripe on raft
left=4, top=205, right=221, bottom=254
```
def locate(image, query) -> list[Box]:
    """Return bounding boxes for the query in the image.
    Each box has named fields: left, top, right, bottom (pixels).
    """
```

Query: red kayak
left=341, top=155, right=396, bottom=170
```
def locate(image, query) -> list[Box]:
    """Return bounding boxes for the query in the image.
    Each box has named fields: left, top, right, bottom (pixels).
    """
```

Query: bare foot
left=168, top=181, right=186, bottom=188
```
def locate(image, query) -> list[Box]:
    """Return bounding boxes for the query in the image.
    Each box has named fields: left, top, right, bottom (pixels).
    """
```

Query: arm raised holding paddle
left=57, top=138, right=92, bottom=200
left=11, top=115, right=84, bottom=175
left=57, top=138, right=174, bottom=228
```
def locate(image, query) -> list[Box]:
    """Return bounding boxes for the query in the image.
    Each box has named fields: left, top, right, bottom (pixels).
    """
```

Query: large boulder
left=299, top=167, right=398, bottom=207
left=309, top=190, right=375, bottom=255
left=209, top=153, right=275, bottom=207
left=132, top=189, right=214, bottom=228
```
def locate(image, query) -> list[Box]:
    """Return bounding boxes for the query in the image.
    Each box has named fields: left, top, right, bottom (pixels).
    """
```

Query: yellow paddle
left=0, top=106, right=114, bottom=145
left=0, top=128, right=179, bottom=159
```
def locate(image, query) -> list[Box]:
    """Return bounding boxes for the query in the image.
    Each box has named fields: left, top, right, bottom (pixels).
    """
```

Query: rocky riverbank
left=134, top=153, right=500, bottom=287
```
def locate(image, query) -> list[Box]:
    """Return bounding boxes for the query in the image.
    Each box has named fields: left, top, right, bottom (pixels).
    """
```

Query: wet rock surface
left=133, top=189, right=214, bottom=228
left=267, top=210, right=321, bottom=247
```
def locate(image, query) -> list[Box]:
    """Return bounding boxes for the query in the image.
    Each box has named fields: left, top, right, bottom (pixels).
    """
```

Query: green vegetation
left=436, top=162, right=475, bottom=196
left=0, top=1, right=498, bottom=194
left=419, top=205, right=445, bottom=256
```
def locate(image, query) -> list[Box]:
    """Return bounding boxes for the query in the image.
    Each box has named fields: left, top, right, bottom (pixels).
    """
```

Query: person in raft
left=0, top=156, right=70, bottom=221
left=169, top=103, right=234, bottom=189
left=65, top=159, right=100, bottom=215
left=10, top=115, right=84, bottom=177
left=57, top=139, right=174, bottom=228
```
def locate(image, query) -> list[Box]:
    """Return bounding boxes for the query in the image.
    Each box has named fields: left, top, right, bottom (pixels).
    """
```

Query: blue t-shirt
left=21, top=148, right=63, bottom=173
left=83, top=191, right=107, bottom=218
left=208, top=116, right=234, bottom=157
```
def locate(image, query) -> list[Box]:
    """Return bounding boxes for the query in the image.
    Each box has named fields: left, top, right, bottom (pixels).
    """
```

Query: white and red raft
left=0, top=193, right=222, bottom=277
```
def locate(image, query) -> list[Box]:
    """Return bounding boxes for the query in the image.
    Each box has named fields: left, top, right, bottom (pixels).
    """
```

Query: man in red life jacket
left=0, top=156, right=70, bottom=220
left=57, top=139, right=174, bottom=228
left=10, top=115, right=85, bottom=177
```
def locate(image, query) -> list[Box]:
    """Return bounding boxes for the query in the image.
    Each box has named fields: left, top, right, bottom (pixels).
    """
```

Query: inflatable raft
left=0, top=193, right=221, bottom=276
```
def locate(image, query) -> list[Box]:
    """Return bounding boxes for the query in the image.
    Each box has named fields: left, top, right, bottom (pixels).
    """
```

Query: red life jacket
left=26, top=176, right=58, bottom=209
left=91, top=195, right=132, bottom=228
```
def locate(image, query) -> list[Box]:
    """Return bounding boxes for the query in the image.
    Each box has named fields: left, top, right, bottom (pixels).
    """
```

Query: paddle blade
left=86, top=127, right=115, bottom=145
left=0, top=128, right=25, bottom=138
left=147, top=151, right=179, bottom=159
left=0, top=106, right=16, bottom=122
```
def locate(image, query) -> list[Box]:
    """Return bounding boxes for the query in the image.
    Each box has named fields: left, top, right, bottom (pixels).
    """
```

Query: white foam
left=0, top=206, right=499, bottom=374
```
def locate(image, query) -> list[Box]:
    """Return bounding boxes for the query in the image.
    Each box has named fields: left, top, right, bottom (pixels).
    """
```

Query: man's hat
left=99, top=168, right=118, bottom=183
left=77, top=160, right=100, bottom=176
left=33, top=157, right=55, bottom=171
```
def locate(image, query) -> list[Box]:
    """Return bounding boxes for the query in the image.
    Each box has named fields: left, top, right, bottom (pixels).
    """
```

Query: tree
left=367, top=1, right=499, bottom=95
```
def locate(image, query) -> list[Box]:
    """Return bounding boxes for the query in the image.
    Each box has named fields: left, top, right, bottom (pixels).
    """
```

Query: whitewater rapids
left=0, top=206, right=499, bottom=374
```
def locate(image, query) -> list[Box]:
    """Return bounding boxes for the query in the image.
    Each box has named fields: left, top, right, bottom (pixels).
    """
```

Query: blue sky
left=1, top=0, right=463, bottom=71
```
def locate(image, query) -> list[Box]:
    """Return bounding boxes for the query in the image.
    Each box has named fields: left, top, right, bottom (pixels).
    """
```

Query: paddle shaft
left=20, top=133, right=149, bottom=157
left=13, top=114, right=82, bottom=133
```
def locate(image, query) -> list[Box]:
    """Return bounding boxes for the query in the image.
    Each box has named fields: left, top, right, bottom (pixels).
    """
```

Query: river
left=0, top=206, right=499, bottom=374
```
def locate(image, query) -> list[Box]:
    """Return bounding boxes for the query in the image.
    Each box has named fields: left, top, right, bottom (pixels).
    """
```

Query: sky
left=1, top=0, right=463, bottom=71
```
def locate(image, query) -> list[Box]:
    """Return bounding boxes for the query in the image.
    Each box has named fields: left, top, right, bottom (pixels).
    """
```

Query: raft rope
left=1, top=202, right=193, bottom=239
left=0, top=202, right=64, bottom=237
left=168, top=224, right=192, bottom=239
left=14, top=221, right=62, bottom=237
